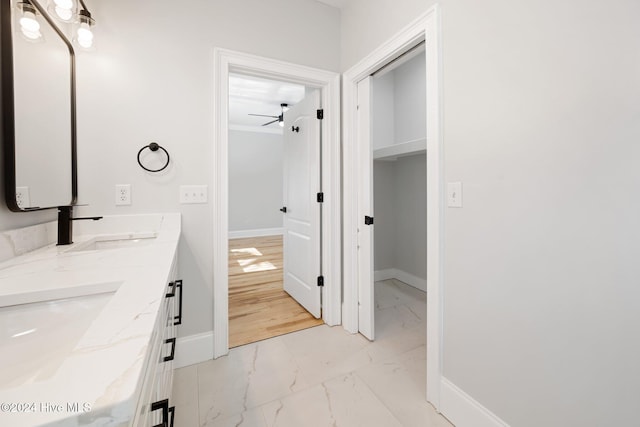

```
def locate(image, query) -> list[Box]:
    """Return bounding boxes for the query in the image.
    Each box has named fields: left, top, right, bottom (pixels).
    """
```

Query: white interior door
left=357, top=77, right=375, bottom=340
left=282, top=89, right=322, bottom=318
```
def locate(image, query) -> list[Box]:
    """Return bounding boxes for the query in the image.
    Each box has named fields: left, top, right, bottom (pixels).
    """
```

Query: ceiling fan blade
left=248, top=113, right=279, bottom=118
left=262, top=119, right=279, bottom=126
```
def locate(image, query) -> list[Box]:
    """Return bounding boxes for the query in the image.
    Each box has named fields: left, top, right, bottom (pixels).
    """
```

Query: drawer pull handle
left=163, top=338, right=176, bottom=362
left=151, top=399, right=175, bottom=427
left=174, top=280, right=183, bottom=326
left=166, top=281, right=176, bottom=298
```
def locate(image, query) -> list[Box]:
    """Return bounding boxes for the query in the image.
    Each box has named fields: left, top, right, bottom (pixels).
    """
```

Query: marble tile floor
left=172, top=279, right=454, bottom=427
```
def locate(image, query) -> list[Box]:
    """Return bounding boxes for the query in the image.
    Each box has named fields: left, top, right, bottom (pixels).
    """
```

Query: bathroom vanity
left=0, top=213, right=181, bottom=427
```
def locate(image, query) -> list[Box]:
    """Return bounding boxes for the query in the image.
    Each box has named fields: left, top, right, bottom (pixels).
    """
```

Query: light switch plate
left=180, top=185, right=208, bottom=204
left=447, top=182, right=462, bottom=208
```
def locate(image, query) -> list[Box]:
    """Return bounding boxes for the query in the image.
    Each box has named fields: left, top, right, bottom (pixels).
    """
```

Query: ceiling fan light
left=281, top=103, right=290, bottom=112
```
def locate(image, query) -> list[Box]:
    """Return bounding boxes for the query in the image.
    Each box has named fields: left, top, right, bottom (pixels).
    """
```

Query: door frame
left=212, top=48, right=341, bottom=358
left=342, top=6, right=444, bottom=408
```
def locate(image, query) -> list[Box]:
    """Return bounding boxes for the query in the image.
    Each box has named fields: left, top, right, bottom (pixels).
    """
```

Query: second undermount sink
left=0, top=281, right=123, bottom=388
left=66, top=232, right=157, bottom=253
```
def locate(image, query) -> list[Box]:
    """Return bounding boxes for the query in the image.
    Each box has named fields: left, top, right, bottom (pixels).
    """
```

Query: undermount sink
left=0, top=281, right=123, bottom=388
left=66, top=232, right=157, bottom=253
left=0, top=279, right=123, bottom=308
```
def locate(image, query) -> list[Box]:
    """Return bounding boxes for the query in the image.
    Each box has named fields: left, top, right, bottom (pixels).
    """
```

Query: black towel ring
left=137, top=142, right=170, bottom=173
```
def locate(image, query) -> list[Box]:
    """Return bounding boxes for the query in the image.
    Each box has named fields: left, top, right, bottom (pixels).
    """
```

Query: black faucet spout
left=57, top=206, right=103, bottom=245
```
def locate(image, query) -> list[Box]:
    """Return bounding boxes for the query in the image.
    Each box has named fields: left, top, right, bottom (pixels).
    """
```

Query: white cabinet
left=133, top=255, right=182, bottom=427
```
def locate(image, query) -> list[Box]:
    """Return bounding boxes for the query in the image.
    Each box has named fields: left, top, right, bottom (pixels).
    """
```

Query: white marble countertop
left=0, top=213, right=181, bottom=427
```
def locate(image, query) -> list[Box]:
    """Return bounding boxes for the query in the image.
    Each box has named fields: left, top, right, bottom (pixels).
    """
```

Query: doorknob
left=280, top=207, right=287, bottom=213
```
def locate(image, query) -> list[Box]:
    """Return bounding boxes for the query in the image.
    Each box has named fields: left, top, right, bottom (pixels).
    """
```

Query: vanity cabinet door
left=133, top=314, right=163, bottom=426
left=133, top=254, right=180, bottom=427
left=150, top=257, right=179, bottom=426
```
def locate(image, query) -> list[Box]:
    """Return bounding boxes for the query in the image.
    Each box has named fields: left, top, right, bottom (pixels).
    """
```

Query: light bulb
left=279, top=121, right=284, bottom=127
left=48, top=0, right=75, bottom=22
left=53, top=0, right=73, bottom=8
left=54, top=5, right=72, bottom=20
left=20, top=27, right=41, bottom=40
left=77, top=22, right=93, bottom=48
left=19, top=11, right=40, bottom=33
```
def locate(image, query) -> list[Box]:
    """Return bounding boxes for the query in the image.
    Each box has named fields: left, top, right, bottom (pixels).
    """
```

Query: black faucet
left=57, top=206, right=103, bottom=245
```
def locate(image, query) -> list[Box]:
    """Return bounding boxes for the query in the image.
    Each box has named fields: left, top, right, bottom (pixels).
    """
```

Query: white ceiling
left=314, top=0, right=349, bottom=9
left=229, top=74, right=306, bottom=132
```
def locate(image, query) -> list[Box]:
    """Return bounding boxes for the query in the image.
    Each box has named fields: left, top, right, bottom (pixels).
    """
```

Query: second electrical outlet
left=116, top=184, right=131, bottom=206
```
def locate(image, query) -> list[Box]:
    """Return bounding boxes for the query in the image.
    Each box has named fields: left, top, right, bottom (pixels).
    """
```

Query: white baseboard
left=440, top=377, right=510, bottom=427
left=374, top=268, right=427, bottom=292
left=174, top=331, right=214, bottom=369
left=374, top=268, right=396, bottom=281
left=228, top=228, right=284, bottom=239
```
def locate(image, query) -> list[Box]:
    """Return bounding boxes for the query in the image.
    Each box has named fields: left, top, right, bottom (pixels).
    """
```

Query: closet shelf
left=373, top=138, right=426, bottom=161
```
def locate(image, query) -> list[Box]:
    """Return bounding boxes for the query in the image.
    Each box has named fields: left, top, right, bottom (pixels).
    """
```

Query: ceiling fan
left=248, top=103, right=289, bottom=127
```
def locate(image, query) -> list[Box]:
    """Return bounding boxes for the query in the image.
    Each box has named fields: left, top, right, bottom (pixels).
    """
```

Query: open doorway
left=227, top=74, right=324, bottom=347
left=341, top=7, right=442, bottom=406
left=213, top=48, right=342, bottom=358
left=371, top=48, right=428, bottom=340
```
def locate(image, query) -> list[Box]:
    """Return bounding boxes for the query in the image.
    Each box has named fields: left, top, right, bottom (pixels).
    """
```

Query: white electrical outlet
left=179, top=185, right=208, bottom=204
left=115, top=184, right=131, bottom=206
left=16, top=186, right=30, bottom=208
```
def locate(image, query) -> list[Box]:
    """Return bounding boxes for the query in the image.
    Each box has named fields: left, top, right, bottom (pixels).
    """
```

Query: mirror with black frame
left=1, top=0, right=76, bottom=212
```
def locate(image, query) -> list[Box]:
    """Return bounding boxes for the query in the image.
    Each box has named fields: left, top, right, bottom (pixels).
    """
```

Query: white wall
left=393, top=52, right=426, bottom=144
left=393, top=154, right=427, bottom=279
left=372, top=52, right=426, bottom=149
left=372, top=72, right=395, bottom=150
left=373, top=155, right=427, bottom=281
left=345, top=1, right=640, bottom=426
left=373, top=160, right=395, bottom=270
left=65, top=0, right=340, bottom=340
left=229, top=130, right=283, bottom=233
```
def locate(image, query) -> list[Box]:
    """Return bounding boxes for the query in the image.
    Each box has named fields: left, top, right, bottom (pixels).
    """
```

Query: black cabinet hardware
left=166, top=281, right=176, bottom=298
left=280, top=207, right=287, bottom=213
left=163, top=338, right=176, bottom=362
left=174, top=280, right=183, bottom=326
left=364, top=216, right=374, bottom=225
left=151, top=399, right=175, bottom=427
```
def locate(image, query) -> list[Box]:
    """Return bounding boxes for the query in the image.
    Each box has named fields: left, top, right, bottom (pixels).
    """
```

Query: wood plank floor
left=228, top=235, right=323, bottom=348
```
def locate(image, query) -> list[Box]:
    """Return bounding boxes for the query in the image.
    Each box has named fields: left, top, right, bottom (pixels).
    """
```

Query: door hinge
left=317, top=192, right=324, bottom=203
left=317, top=109, right=324, bottom=120
left=364, top=216, right=374, bottom=225
left=317, top=275, right=324, bottom=287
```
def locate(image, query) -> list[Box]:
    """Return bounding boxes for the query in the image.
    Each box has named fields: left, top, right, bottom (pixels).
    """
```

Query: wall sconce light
left=44, top=0, right=95, bottom=48
left=75, top=4, right=94, bottom=49
left=48, top=0, right=76, bottom=23
left=17, top=1, right=43, bottom=41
